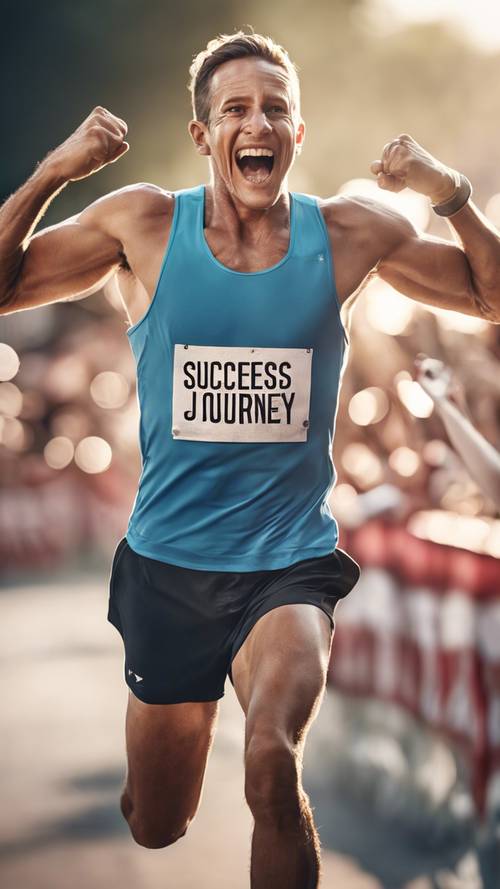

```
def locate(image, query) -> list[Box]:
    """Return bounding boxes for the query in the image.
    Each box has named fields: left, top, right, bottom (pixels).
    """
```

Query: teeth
left=236, top=148, right=274, bottom=160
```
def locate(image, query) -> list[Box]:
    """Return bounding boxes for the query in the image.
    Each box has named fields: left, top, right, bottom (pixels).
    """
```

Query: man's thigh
left=123, top=690, right=220, bottom=846
left=231, top=603, right=334, bottom=743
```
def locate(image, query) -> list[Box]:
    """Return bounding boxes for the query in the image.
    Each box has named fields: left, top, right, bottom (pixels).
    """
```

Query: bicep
left=376, top=231, right=479, bottom=317
left=9, top=205, right=123, bottom=313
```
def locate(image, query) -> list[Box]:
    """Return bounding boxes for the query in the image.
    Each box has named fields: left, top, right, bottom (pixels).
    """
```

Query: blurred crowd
left=331, top=282, right=500, bottom=551
left=0, top=295, right=139, bottom=568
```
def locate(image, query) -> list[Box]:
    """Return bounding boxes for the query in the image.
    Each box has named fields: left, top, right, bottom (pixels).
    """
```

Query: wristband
left=432, top=173, right=472, bottom=217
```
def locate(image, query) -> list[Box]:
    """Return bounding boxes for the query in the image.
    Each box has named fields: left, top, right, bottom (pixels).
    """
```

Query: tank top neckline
left=199, top=185, right=297, bottom=277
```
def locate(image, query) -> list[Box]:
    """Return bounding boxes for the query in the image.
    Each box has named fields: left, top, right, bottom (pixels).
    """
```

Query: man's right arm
left=0, top=106, right=130, bottom=314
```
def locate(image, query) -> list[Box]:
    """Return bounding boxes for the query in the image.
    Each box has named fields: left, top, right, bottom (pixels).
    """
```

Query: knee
left=244, top=733, right=303, bottom=825
left=131, top=822, right=189, bottom=850
left=120, top=791, right=190, bottom=849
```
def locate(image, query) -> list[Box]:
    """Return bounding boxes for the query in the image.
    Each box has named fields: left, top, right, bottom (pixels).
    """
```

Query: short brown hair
left=188, top=29, right=301, bottom=125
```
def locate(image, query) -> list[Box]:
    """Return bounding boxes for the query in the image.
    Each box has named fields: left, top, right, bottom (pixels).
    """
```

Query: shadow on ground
left=0, top=768, right=128, bottom=859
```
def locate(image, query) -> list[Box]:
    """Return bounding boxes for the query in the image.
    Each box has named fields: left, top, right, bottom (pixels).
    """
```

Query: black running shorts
left=107, top=537, right=361, bottom=705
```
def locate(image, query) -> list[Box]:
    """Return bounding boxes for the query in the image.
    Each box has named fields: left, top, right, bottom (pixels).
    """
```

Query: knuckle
left=88, top=124, right=105, bottom=139
left=93, top=114, right=109, bottom=128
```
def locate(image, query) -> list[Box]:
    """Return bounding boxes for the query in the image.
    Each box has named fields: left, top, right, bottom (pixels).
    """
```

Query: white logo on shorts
left=128, top=668, right=143, bottom=682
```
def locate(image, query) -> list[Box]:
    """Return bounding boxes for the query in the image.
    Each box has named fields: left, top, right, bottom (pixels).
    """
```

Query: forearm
left=0, top=157, right=68, bottom=303
left=442, top=198, right=500, bottom=321
left=436, top=397, right=500, bottom=507
left=371, top=135, right=500, bottom=321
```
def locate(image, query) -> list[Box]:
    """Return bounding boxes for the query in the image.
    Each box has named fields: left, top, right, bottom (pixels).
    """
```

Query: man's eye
left=269, top=106, right=285, bottom=113
left=227, top=106, right=243, bottom=113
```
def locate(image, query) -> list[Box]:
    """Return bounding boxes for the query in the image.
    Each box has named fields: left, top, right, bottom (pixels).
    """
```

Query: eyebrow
left=220, top=94, right=290, bottom=106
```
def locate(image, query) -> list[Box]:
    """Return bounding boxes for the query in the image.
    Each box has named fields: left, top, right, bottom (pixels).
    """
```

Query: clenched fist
left=370, top=134, right=458, bottom=204
left=44, top=106, right=129, bottom=182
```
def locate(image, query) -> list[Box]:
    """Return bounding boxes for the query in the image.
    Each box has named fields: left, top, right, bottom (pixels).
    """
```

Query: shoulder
left=318, top=193, right=416, bottom=250
left=79, top=182, right=175, bottom=237
left=307, top=193, right=421, bottom=307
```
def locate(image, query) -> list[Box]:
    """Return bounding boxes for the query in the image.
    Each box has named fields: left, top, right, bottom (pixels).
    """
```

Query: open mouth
left=235, top=150, right=275, bottom=184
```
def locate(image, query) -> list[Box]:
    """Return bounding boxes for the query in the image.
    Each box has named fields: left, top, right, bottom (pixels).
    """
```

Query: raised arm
left=0, top=106, right=130, bottom=314
left=374, top=202, right=500, bottom=322
left=415, top=355, right=500, bottom=508
left=355, top=134, right=500, bottom=322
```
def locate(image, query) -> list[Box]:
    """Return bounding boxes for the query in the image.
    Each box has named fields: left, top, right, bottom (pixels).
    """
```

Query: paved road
left=0, top=571, right=383, bottom=889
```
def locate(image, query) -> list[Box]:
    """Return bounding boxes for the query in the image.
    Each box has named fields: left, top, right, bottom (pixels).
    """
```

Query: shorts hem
left=127, top=684, right=225, bottom=706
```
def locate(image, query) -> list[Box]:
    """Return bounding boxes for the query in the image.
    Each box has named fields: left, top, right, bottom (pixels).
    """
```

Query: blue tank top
left=125, top=184, right=348, bottom=571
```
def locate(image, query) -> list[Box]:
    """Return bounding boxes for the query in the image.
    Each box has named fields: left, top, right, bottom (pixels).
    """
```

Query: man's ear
left=295, top=119, right=306, bottom=156
left=188, top=120, right=211, bottom=156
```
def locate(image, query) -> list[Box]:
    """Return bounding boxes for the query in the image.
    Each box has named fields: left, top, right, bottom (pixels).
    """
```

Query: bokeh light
left=409, top=510, right=496, bottom=555
left=0, top=417, right=32, bottom=451
left=90, top=371, right=130, bottom=410
left=440, top=481, right=479, bottom=514
left=388, top=446, right=421, bottom=477
left=44, top=436, right=75, bottom=470
left=396, top=378, right=434, bottom=418
left=330, top=483, right=358, bottom=507
left=348, top=387, right=389, bottom=426
left=422, top=439, right=450, bottom=467
left=0, top=381, right=23, bottom=418
left=337, top=177, right=430, bottom=230
left=0, top=343, right=20, bottom=381
left=485, top=193, right=500, bottom=227
left=328, top=483, right=361, bottom=528
left=364, top=279, right=416, bottom=335
left=74, top=436, right=112, bottom=474
left=485, top=523, right=500, bottom=558
left=341, top=443, right=384, bottom=488
left=111, top=400, right=140, bottom=451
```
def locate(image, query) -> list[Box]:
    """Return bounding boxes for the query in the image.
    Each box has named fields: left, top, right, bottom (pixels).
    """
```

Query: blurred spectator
left=415, top=353, right=500, bottom=510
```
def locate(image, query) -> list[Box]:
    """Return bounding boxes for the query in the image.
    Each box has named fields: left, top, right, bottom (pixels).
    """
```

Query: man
left=1, top=29, right=499, bottom=889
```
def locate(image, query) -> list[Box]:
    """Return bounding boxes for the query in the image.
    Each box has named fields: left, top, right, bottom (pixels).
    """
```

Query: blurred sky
left=380, top=0, right=500, bottom=52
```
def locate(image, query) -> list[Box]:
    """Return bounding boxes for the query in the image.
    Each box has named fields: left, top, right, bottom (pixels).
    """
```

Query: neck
left=204, top=179, right=290, bottom=244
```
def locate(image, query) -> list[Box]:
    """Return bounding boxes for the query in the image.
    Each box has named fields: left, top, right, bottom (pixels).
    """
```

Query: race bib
left=171, top=344, right=313, bottom=442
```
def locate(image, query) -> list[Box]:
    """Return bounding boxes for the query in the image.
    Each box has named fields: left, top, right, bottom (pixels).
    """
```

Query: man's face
left=189, top=57, right=305, bottom=208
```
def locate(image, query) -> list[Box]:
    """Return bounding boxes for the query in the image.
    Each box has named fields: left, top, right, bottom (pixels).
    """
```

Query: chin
left=233, top=178, right=285, bottom=207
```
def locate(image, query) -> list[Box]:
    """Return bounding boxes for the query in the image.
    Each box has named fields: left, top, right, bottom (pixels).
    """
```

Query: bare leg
left=120, top=690, right=220, bottom=848
left=231, top=603, right=333, bottom=889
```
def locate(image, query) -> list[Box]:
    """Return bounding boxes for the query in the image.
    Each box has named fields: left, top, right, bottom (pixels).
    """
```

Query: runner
left=1, top=29, right=499, bottom=889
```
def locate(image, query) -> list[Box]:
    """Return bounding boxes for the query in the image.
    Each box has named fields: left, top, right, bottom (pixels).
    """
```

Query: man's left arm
left=371, top=134, right=500, bottom=322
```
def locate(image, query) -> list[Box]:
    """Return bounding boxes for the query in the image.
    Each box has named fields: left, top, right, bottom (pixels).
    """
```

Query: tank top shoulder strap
left=291, top=191, right=337, bottom=258
left=170, top=183, right=203, bottom=235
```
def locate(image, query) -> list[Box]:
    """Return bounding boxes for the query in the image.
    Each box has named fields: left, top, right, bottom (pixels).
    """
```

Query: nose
left=243, top=107, right=273, bottom=136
